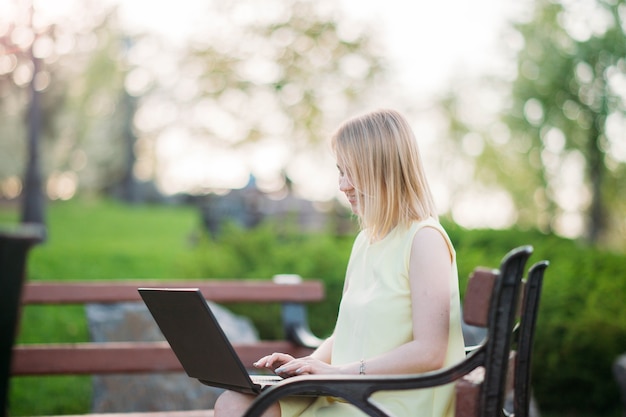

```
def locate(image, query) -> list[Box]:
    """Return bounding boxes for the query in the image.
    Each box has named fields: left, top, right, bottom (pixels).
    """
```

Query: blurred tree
left=506, top=0, right=626, bottom=245
left=0, top=1, right=51, bottom=226
left=22, top=5, right=45, bottom=226
left=2, top=0, right=386, bottom=206
left=1, top=2, right=144, bottom=215
left=155, top=0, right=386, bottom=193
left=56, top=27, right=141, bottom=201
left=439, top=0, right=626, bottom=248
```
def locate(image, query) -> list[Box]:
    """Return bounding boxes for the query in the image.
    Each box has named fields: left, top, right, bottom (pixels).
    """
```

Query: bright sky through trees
left=105, top=0, right=512, bottom=97
left=102, top=0, right=515, bottom=200
left=1, top=0, right=519, bottom=229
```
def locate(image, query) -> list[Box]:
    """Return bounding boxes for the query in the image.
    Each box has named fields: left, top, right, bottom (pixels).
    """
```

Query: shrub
left=531, top=245, right=626, bottom=412
left=445, top=221, right=626, bottom=414
left=181, top=220, right=355, bottom=338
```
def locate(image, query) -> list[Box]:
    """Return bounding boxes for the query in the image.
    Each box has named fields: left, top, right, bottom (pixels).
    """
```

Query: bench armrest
left=273, top=274, right=324, bottom=349
left=243, top=347, right=487, bottom=417
left=281, top=303, right=324, bottom=349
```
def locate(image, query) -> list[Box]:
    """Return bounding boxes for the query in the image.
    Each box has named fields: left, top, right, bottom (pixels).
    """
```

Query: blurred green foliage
left=447, top=223, right=626, bottom=413
left=437, top=0, right=626, bottom=250
left=2, top=199, right=625, bottom=416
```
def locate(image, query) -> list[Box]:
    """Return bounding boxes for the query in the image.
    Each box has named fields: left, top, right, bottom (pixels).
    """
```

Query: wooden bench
left=12, top=279, right=324, bottom=377
left=0, top=226, right=325, bottom=417
left=456, top=259, right=548, bottom=417
left=241, top=246, right=536, bottom=417
left=8, top=279, right=323, bottom=417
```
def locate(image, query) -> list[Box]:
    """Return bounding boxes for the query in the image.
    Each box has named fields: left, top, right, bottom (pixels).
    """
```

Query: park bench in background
left=12, top=278, right=324, bottom=377
left=2, top=223, right=324, bottom=417
left=10, top=279, right=324, bottom=417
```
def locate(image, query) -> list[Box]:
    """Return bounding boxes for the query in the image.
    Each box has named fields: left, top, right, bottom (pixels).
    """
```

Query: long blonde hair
left=332, top=109, right=438, bottom=240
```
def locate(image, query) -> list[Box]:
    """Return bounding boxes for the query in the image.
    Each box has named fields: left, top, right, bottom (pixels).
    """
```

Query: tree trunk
left=119, top=90, right=138, bottom=203
left=587, top=120, right=605, bottom=244
left=20, top=24, right=45, bottom=229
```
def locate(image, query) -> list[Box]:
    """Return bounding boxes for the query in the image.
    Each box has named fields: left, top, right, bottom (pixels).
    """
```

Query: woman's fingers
left=274, top=358, right=331, bottom=377
left=274, top=362, right=300, bottom=377
left=255, top=355, right=338, bottom=377
left=253, top=352, right=295, bottom=370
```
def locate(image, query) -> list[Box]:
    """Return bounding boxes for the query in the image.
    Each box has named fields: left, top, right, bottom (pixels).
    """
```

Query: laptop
left=138, top=287, right=283, bottom=394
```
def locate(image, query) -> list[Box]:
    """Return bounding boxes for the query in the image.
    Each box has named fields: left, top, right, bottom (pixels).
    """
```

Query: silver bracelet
left=359, top=359, right=366, bottom=375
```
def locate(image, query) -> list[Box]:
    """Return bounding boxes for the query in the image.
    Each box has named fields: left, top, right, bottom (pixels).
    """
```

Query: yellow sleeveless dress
left=279, top=218, right=465, bottom=417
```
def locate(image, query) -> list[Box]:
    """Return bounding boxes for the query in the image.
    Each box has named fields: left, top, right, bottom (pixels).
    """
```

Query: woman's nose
left=339, top=175, right=352, bottom=191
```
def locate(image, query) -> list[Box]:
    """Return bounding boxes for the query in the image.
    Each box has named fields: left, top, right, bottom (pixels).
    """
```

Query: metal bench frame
left=242, top=246, right=534, bottom=417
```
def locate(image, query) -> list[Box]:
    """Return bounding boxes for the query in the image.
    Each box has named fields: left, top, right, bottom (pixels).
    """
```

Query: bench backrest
left=480, top=246, right=530, bottom=417
left=21, top=280, right=325, bottom=304
left=463, top=267, right=497, bottom=328
left=455, top=247, right=530, bottom=417
left=12, top=278, right=324, bottom=377
left=511, top=260, right=548, bottom=417
left=458, top=258, right=548, bottom=417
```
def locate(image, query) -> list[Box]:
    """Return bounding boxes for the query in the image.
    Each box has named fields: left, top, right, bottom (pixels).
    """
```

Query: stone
left=461, top=317, right=487, bottom=347
left=86, top=301, right=258, bottom=413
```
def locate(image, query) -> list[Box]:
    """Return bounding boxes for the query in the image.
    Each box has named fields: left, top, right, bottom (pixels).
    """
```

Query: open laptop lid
left=138, top=287, right=265, bottom=394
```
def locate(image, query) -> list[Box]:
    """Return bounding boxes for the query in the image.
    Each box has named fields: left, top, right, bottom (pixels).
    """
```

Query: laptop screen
left=138, top=288, right=262, bottom=394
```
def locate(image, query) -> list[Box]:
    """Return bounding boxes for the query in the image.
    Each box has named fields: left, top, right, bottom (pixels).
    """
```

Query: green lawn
left=24, top=199, right=201, bottom=281
left=3, top=199, right=200, bottom=416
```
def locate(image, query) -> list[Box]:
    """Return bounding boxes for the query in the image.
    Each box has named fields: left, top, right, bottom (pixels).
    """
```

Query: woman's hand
left=254, top=354, right=339, bottom=378
left=253, top=352, right=296, bottom=374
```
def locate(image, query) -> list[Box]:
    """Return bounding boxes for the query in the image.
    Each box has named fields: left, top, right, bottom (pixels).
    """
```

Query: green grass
left=25, top=199, right=201, bottom=280
left=3, top=198, right=200, bottom=416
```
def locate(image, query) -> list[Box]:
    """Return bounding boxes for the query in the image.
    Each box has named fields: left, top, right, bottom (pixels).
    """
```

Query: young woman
left=215, top=109, right=465, bottom=417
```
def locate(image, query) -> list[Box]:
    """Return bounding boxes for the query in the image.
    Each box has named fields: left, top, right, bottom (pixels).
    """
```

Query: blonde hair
left=331, top=109, right=438, bottom=240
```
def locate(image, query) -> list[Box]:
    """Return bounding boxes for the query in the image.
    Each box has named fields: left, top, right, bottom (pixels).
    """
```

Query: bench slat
left=21, top=280, right=324, bottom=304
left=463, top=268, right=497, bottom=327
left=40, top=411, right=214, bottom=417
left=11, top=341, right=315, bottom=376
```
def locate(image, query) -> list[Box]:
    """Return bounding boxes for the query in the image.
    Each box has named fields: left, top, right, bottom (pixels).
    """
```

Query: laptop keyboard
left=252, top=375, right=283, bottom=385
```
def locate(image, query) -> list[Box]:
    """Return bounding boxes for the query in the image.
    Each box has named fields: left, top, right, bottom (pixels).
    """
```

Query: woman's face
left=337, top=162, right=358, bottom=214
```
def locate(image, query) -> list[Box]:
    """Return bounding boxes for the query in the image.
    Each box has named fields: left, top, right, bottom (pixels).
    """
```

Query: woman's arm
left=337, top=226, right=452, bottom=375
left=310, top=333, right=335, bottom=363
